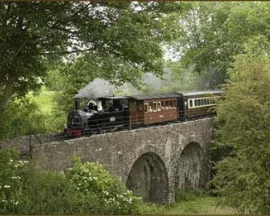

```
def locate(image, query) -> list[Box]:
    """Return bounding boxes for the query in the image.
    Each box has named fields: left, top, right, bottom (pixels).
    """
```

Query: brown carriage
left=128, top=94, right=179, bottom=127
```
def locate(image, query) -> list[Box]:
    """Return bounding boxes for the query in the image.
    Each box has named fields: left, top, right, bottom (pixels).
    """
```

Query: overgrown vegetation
left=0, top=152, right=235, bottom=215
left=0, top=148, right=143, bottom=215
left=175, top=188, right=206, bottom=202
left=210, top=44, right=270, bottom=214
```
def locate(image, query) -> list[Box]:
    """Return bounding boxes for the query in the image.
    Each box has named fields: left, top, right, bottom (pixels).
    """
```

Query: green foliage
left=138, top=202, right=166, bottom=214
left=41, top=1, right=184, bottom=115
left=0, top=2, right=182, bottom=110
left=0, top=149, right=27, bottom=214
left=18, top=166, right=87, bottom=215
left=0, top=150, right=143, bottom=215
left=210, top=48, right=270, bottom=214
left=29, top=87, right=66, bottom=132
left=66, top=158, right=142, bottom=214
left=171, top=2, right=270, bottom=88
left=165, top=196, right=237, bottom=215
left=0, top=98, right=47, bottom=140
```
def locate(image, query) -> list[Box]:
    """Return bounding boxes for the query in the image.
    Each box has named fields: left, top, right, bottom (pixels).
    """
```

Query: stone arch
left=126, top=152, right=169, bottom=204
left=176, top=142, right=204, bottom=189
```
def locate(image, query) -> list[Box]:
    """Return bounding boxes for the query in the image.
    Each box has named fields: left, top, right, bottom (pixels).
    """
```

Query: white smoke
left=74, top=67, right=208, bottom=99
left=141, top=73, right=164, bottom=93
left=75, top=78, right=115, bottom=98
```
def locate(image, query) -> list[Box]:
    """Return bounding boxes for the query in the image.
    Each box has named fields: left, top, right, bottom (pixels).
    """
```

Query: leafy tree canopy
left=210, top=39, right=270, bottom=214
left=0, top=1, right=183, bottom=109
left=169, top=2, right=270, bottom=88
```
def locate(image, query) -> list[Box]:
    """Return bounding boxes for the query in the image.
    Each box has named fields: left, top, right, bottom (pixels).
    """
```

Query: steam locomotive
left=64, top=90, right=222, bottom=137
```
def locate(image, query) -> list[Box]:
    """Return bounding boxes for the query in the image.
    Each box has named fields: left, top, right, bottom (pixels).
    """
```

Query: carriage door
left=136, top=101, right=144, bottom=125
left=129, top=100, right=137, bottom=126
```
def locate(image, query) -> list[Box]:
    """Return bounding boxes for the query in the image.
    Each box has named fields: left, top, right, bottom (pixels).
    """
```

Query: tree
left=0, top=98, right=47, bottom=140
left=0, top=2, right=182, bottom=110
left=210, top=41, right=270, bottom=214
left=169, top=2, right=270, bottom=88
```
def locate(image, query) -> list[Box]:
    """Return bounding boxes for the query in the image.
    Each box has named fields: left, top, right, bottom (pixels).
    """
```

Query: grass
left=165, top=196, right=238, bottom=215
left=141, top=189, right=239, bottom=215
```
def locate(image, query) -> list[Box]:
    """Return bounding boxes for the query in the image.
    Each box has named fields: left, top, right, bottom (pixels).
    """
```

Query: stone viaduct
left=0, top=118, right=214, bottom=204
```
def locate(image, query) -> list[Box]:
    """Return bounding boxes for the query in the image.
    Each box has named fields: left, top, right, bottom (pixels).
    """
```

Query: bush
left=18, top=166, right=88, bottom=214
left=0, top=148, right=27, bottom=214
left=0, top=150, right=143, bottom=215
left=66, top=157, right=143, bottom=214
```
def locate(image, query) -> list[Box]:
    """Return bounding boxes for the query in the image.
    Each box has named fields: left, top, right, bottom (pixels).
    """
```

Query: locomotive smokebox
left=75, top=97, right=80, bottom=110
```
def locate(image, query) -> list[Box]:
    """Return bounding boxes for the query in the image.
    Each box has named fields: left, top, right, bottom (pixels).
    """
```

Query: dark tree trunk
left=0, top=77, right=15, bottom=110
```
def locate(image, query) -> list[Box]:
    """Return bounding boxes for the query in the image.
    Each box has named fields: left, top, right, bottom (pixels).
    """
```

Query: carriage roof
left=129, top=94, right=178, bottom=101
left=94, top=91, right=222, bottom=101
left=178, top=90, right=222, bottom=97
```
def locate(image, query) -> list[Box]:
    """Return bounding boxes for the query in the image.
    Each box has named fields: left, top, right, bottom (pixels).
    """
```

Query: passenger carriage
left=177, top=90, right=222, bottom=120
left=128, top=94, right=179, bottom=127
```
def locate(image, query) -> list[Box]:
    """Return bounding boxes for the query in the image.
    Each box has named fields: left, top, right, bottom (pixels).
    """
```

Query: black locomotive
left=64, top=90, right=222, bottom=137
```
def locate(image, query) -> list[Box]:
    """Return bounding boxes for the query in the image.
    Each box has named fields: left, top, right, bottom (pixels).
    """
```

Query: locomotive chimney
left=75, top=98, right=80, bottom=110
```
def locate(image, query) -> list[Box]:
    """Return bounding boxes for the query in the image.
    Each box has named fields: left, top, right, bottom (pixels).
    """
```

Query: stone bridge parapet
left=1, top=118, right=214, bottom=204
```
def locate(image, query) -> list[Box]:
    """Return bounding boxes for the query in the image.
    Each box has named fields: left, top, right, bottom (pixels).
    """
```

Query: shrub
left=18, top=166, right=88, bottom=214
left=0, top=148, right=27, bottom=214
left=66, top=157, right=143, bottom=214
left=0, top=150, right=143, bottom=215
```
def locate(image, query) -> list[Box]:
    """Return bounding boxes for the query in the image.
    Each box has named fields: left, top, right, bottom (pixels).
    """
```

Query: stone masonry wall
left=0, top=132, right=64, bottom=154
left=1, top=118, right=214, bottom=203
left=33, top=118, right=214, bottom=203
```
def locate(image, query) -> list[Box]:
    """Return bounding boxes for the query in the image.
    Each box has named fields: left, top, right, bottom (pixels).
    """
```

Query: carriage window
left=144, top=103, right=148, bottom=112
left=137, top=102, right=143, bottom=111
left=161, top=101, right=165, bottom=110
left=169, top=101, right=173, bottom=108
left=188, top=97, right=219, bottom=108
left=165, top=101, right=169, bottom=109
left=157, top=102, right=161, bottom=111
left=173, top=100, right=176, bottom=108
left=153, top=102, right=157, bottom=111
left=189, top=100, right=193, bottom=108
left=149, top=102, right=153, bottom=112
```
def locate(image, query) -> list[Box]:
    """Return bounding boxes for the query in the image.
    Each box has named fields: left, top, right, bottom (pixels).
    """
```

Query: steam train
left=64, top=90, right=222, bottom=137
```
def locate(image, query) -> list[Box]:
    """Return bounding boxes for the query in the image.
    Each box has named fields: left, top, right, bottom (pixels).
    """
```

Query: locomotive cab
left=97, top=96, right=129, bottom=112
